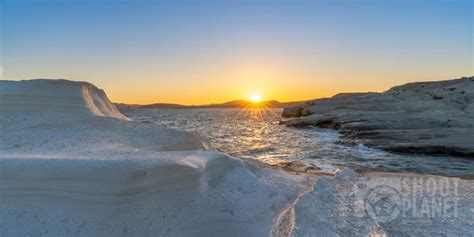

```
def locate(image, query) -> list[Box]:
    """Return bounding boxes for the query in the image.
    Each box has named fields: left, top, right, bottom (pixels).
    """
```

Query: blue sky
left=1, top=0, right=472, bottom=104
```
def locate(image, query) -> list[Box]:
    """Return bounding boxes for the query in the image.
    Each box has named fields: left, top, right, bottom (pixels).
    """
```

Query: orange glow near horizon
left=103, top=82, right=370, bottom=105
left=90, top=72, right=469, bottom=106
left=249, top=92, right=262, bottom=103
left=103, top=79, right=389, bottom=105
left=37, top=53, right=470, bottom=106
left=100, top=60, right=343, bottom=105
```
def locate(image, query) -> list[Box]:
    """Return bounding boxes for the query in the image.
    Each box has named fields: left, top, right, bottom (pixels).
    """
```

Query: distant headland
left=115, top=100, right=304, bottom=109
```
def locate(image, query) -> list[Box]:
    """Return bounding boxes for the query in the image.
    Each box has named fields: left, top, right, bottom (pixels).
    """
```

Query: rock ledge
left=281, top=77, right=474, bottom=157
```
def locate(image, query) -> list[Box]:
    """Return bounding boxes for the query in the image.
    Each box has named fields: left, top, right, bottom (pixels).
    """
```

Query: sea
left=121, top=108, right=474, bottom=177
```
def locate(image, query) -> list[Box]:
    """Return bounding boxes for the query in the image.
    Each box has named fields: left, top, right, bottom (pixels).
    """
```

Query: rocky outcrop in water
left=281, top=77, right=474, bottom=157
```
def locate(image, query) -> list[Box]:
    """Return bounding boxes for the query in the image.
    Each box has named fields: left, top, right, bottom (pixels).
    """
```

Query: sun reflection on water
left=122, top=107, right=474, bottom=176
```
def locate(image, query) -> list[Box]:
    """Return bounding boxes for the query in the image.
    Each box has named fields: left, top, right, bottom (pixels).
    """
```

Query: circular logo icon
left=365, top=185, right=401, bottom=223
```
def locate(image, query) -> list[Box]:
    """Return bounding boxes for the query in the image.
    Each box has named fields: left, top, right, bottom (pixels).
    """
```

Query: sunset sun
left=249, top=93, right=262, bottom=103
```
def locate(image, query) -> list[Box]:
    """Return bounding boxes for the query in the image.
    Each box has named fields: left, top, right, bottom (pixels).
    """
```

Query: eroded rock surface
left=281, top=77, right=474, bottom=157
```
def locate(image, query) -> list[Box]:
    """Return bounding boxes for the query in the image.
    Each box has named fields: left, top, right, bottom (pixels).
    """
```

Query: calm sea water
left=121, top=108, right=474, bottom=176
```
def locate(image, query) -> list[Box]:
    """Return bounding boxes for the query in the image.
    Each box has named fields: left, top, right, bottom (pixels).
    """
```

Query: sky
left=1, top=0, right=472, bottom=104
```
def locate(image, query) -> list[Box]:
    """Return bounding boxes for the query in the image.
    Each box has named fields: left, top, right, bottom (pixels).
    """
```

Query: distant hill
left=115, top=100, right=304, bottom=109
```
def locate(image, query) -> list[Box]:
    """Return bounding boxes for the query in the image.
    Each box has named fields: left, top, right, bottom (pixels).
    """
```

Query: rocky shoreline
left=281, top=77, right=474, bottom=158
left=2, top=79, right=473, bottom=236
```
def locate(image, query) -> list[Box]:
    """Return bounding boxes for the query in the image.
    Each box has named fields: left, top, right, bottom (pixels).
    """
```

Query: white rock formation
left=282, top=77, right=474, bottom=157
left=0, top=79, right=311, bottom=236
left=1, top=79, right=472, bottom=236
left=293, top=171, right=474, bottom=236
left=0, top=79, right=129, bottom=121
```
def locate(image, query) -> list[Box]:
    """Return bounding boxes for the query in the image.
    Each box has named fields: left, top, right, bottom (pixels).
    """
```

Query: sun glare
left=249, top=93, right=262, bottom=103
